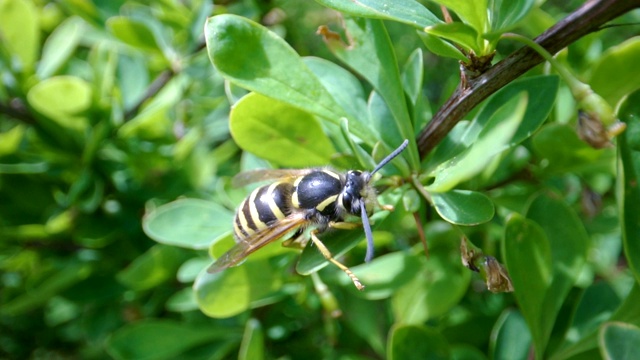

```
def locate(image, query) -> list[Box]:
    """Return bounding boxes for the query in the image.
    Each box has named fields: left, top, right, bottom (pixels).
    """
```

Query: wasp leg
left=282, top=230, right=309, bottom=249
left=328, top=221, right=361, bottom=230
left=309, top=230, right=365, bottom=291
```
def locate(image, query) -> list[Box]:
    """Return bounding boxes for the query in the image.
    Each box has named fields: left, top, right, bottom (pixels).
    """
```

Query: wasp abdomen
left=292, top=170, right=343, bottom=215
left=234, top=181, right=293, bottom=239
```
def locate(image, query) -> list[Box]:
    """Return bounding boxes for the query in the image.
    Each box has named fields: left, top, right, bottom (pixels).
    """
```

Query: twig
left=416, top=0, right=640, bottom=160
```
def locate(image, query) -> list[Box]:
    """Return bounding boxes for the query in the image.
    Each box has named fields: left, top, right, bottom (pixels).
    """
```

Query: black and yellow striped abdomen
left=234, top=181, right=293, bottom=239
left=233, top=169, right=345, bottom=241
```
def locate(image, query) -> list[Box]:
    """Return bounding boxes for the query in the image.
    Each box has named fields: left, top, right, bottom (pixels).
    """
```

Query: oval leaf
left=143, top=198, right=234, bottom=250
left=431, top=189, right=495, bottom=225
left=388, top=324, right=450, bottom=360
left=230, top=92, right=335, bottom=167
left=599, top=322, right=640, bottom=360
left=316, top=0, right=441, bottom=29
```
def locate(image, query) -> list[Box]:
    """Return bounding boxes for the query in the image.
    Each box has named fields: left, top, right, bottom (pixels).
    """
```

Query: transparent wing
left=206, top=212, right=308, bottom=273
left=232, top=169, right=315, bottom=187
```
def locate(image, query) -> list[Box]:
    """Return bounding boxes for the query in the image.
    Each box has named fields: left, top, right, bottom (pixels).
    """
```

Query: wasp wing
left=232, top=169, right=315, bottom=187
left=207, top=212, right=308, bottom=273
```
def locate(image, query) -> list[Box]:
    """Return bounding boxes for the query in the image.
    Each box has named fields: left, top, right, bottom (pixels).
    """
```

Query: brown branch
left=0, top=98, right=36, bottom=124
left=417, top=0, right=640, bottom=160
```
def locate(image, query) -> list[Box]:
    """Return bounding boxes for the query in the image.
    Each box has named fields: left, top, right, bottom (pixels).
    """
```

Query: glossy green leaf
left=0, top=262, right=92, bottom=316
left=303, top=57, right=369, bottom=126
left=347, top=252, right=422, bottom=299
left=230, top=92, right=335, bottom=167
left=431, top=0, right=488, bottom=36
left=491, top=309, right=532, bottom=360
left=567, top=282, right=622, bottom=346
left=388, top=324, right=450, bottom=360
left=27, top=76, right=92, bottom=133
left=391, top=249, right=470, bottom=324
left=38, top=16, right=83, bottom=78
left=505, top=193, right=590, bottom=357
left=0, top=0, right=39, bottom=71
left=490, top=0, right=536, bottom=32
left=106, top=319, right=239, bottom=360
left=296, top=210, right=392, bottom=275
left=503, top=213, right=552, bottom=354
left=590, top=37, right=640, bottom=106
left=424, top=22, right=481, bottom=54
left=194, top=259, right=282, bottom=318
left=431, top=189, right=495, bottom=225
left=205, top=14, right=374, bottom=143
left=418, top=32, right=468, bottom=61
left=116, top=245, right=186, bottom=291
left=107, top=16, right=161, bottom=52
left=599, top=322, right=640, bottom=360
left=239, top=319, right=264, bottom=360
left=325, top=18, right=418, bottom=170
left=617, top=89, right=640, bottom=284
left=467, top=75, right=559, bottom=148
left=315, top=0, right=440, bottom=29
left=401, top=48, right=424, bottom=105
left=427, top=93, right=527, bottom=192
left=143, top=198, right=234, bottom=250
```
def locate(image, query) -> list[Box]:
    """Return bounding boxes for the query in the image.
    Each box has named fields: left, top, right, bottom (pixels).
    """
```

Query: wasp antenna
left=361, top=201, right=375, bottom=263
left=370, top=139, right=409, bottom=177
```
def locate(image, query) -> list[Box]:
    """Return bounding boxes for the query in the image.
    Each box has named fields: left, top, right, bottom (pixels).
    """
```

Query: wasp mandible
left=207, top=140, right=409, bottom=290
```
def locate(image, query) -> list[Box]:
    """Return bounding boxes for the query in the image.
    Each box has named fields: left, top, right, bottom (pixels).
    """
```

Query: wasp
left=207, top=140, right=409, bottom=290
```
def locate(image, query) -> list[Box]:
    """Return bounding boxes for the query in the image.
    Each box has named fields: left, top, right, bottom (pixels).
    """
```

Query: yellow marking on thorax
left=322, top=169, right=341, bottom=180
left=291, top=176, right=304, bottom=208
left=316, top=194, right=338, bottom=212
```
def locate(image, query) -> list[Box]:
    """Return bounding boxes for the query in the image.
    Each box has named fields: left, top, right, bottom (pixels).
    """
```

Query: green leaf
left=599, top=322, right=640, bottom=360
left=0, top=262, right=92, bottom=316
left=230, top=92, right=335, bottom=167
left=194, top=259, right=282, bottom=318
left=106, top=319, right=240, bottom=360
left=204, top=14, right=374, bottom=143
left=391, top=249, right=470, bottom=324
left=617, top=89, right=640, bottom=284
left=424, top=22, right=481, bottom=54
left=426, top=93, right=527, bottom=192
left=143, top=198, right=234, bottom=250
left=239, top=319, right=264, bottom=360
left=107, top=16, right=162, bottom=52
left=27, top=75, right=92, bottom=133
left=401, top=48, right=424, bottom=105
left=467, top=75, right=559, bottom=148
left=418, top=32, right=468, bottom=62
left=0, top=0, right=39, bottom=71
left=505, top=193, right=590, bottom=357
left=431, top=190, right=495, bottom=225
left=315, top=0, right=441, bottom=29
left=490, top=310, right=532, bottom=360
left=388, top=324, right=450, bottom=360
left=326, top=18, right=418, bottom=170
left=303, top=57, right=369, bottom=126
left=37, top=16, right=83, bottom=79
left=116, top=245, right=186, bottom=291
left=489, top=0, right=536, bottom=32
left=430, top=0, right=488, bottom=35
left=503, top=214, right=552, bottom=354
left=347, top=252, right=422, bottom=300
left=590, top=37, right=640, bottom=106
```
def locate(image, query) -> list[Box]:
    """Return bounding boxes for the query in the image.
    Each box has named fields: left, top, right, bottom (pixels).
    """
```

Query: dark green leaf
left=116, top=245, right=186, bottom=291
left=388, top=324, right=450, bottom=360
left=490, top=0, right=536, bottom=32
left=599, top=322, right=640, bottom=360
left=490, top=309, right=532, bottom=360
left=617, top=89, right=640, bottom=284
